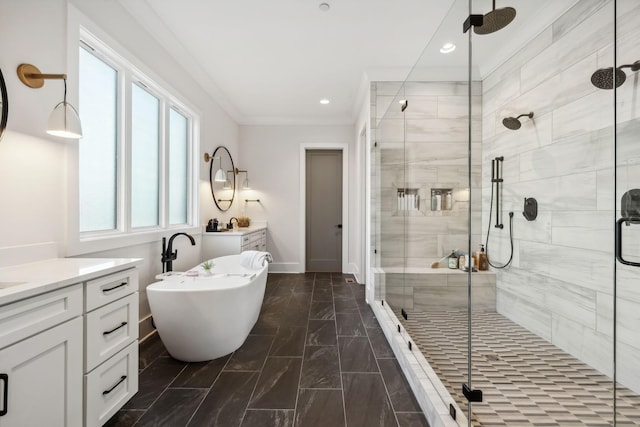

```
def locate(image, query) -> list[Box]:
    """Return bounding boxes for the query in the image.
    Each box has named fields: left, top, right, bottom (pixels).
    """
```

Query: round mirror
left=0, top=68, right=7, bottom=141
left=209, top=146, right=236, bottom=212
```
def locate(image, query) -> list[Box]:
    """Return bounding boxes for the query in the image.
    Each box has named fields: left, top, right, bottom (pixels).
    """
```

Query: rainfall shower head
left=591, top=60, right=640, bottom=90
left=502, top=112, right=534, bottom=130
left=474, top=0, right=516, bottom=35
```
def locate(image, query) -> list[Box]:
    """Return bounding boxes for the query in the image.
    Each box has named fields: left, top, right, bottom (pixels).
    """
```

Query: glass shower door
left=615, top=0, right=640, bottom=423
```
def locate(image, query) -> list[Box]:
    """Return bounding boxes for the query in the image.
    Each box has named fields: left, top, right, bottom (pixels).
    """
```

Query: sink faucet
left=161, top=232, right=196, bottom=273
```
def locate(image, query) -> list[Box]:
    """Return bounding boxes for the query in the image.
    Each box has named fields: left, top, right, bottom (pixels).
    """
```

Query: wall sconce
left=17, top=63, right=83, bottom=139
left=234, top=168, right=251, bottom=189
left=203, top=152, right=226, bottom=182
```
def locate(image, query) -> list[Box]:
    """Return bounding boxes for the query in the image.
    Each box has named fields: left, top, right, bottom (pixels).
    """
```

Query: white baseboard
left=269, top=262, right=303, bottom=273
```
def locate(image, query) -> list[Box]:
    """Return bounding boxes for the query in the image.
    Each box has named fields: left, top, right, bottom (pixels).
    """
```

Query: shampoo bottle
left=478, top=244, right=489, bottom=271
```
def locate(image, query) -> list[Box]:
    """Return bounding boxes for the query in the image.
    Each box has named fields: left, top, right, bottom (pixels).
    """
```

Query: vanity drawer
left=85, top=293, right=138, bottom=372
left=85, top=269, right=138, bottom=312
left=85, top=340, right=138, bottom=426
left=0, top=284, right=83, bottom=349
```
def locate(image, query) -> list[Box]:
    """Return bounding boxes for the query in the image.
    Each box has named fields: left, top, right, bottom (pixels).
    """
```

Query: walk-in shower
left=370, top=1, right=640, bottom=426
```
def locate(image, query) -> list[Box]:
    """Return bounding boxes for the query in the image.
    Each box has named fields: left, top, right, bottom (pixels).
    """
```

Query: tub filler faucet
left=161, top=232, right=196, bottom=273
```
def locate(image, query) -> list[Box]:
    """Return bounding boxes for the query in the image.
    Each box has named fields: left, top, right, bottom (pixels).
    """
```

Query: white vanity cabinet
left=0, top=258, right=140, bottom=427
left=202, top=227, right=267, bottom=260
left=0, top=285, right=84, bottom=427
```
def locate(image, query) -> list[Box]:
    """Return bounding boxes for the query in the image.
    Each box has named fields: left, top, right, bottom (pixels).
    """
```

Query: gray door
left=306, top=150, right=342, bottom=272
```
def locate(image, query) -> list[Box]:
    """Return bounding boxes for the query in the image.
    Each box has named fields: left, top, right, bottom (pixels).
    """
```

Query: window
left=77, top=31, right=198, bottom=240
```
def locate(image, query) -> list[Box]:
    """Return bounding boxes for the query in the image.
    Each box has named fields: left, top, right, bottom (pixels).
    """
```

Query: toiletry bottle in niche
left=478, top=244, right=489, bottom=271
left=445, top=191, right=453, bottom=210
left=431, top=190, right=437, bottom=211
left=448, top=250, right=458, bottom=269
left=435, top=191, right=442, bottom=211
left=458, top=255, right=465, bottom=271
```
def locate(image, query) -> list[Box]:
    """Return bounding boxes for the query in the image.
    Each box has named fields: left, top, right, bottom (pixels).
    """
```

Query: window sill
left=66, top=225, right=202, bottom=257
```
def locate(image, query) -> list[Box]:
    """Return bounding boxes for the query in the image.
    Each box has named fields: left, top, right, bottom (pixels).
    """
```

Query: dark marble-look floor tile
left=334, top=298, right=360, bottom=314
left=368, top=327, right=396, bottom=359
left=288, top=292, right=313, bottom=308
left=170, top=354, right=230, bottom=388
left=312, top=286, right=333, bottom=302
left=225, top=335, right=274, bottom=371
left=250, top=323, right=279, bottom=336
left=378, top=358, right=422, bottom=412
left=241, top=409, right=295, bottom=427
left=136, top=388, right=207, bottom=427
left=315, top=273, right=332, bottom=280
left=187, top=371, right=259, bottom=427
left=295, top=389, right=346, bottom=427
left=104, top=410, right=145, bottom=427
left=292, top=281, right=315, bottom=294
left=306, top=320, right=337, bottom=346
left=138, top=332, right=168, bottom=369
left=343, top=373, right=397, bottom=427
left=300, top=346, right=341, bottom=389
left=396, top=412, right=431, bottom=427
left=270, top=326, right=307, bottom=356
left=359, top=305, right=380, bottom=328
left=336, top=313, right=367, bottom=337
left=249, top=357, right=302, bottom=409
left=339, top=337, right=378, bottom=373
left=309, top=301, right=335, bottom=320
left=124, top=356, right=187, bottom=409
left=280, top=306, right=311, bottom=326
left=332, top=285, right=354, bottom=300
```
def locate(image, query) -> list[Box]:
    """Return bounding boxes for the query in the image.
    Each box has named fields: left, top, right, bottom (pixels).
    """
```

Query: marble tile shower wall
left=373, top=81, right=483, bottom=269
left=481, top=0, right=640, bottom=394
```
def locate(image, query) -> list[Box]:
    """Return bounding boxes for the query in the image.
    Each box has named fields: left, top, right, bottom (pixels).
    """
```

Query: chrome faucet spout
left=161, top=232, right=196, bottom=273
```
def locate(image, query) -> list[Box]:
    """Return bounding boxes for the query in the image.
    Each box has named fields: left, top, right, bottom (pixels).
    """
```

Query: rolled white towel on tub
left=240, top=250, right=273, bottom=269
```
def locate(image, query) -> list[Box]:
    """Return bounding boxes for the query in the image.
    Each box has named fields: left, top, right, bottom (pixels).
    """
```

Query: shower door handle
left=616, top=217, right=640, bottom=267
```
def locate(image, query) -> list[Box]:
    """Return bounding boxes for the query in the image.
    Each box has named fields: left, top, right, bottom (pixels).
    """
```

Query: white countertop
left=0, top=257, right=142, bottom=306
left=202, top=225, right=266, bottom=236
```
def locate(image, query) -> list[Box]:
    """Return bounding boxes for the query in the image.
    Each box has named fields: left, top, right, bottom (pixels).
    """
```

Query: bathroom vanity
left=202, top=226, right=267, bottom=260
left=0, top=257, right=141, bottom=427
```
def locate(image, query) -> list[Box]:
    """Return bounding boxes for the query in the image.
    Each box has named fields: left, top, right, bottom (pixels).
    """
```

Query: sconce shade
left=47, top=101, right=83, bottom=139
left=214, top=168, right=226, bottom=182
left=242, top=179, right=251, bottom=190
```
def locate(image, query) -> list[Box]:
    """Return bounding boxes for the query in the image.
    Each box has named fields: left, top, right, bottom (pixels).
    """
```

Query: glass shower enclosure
left=368, top=1, right=640, bottom=426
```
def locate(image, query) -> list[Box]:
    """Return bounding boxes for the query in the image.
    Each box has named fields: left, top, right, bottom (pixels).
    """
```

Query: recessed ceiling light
left=320, top=98, right=330, bottom=105
left=319, top=3, right=330, bottom=12
left=440, top=42, right=456, bottom=54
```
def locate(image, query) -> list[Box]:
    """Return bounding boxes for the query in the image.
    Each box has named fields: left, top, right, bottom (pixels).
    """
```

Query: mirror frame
left=209, top=145, right=236, bottom=212
left=0, top=68, right=7, bottom=141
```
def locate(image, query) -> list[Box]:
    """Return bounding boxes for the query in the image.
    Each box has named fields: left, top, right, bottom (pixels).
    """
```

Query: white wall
left=0, top=0, right=240, bottom=338
left=239, top=125, right=358, bottom=274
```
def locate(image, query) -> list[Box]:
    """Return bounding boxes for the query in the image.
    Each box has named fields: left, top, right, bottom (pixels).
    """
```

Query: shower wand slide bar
left=491, top=156, right=504, bottom=229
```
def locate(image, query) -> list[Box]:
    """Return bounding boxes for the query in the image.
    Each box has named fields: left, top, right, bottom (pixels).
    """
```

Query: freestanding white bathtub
left=147, top=254, right=268, bottom=362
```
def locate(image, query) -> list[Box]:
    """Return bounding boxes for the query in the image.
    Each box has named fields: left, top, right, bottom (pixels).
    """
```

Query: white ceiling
left=120, top=0, right=577, bottom=126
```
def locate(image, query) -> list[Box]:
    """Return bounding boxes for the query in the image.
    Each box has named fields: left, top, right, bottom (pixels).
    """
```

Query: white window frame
left=66, top=9, right=200, bottom=256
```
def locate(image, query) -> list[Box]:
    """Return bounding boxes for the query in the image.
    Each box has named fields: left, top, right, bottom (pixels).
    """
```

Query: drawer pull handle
left=0, top=373, right=7, bottom=416
left=103, top=282, right=128, bottom=293
left=102, top=376, right=127, bottom=395
left=103, top=322, right=127, bottom=336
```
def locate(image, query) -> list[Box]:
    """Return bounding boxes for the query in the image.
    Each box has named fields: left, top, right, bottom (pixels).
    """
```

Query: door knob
left=336, top=224, right=342, bottom=228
